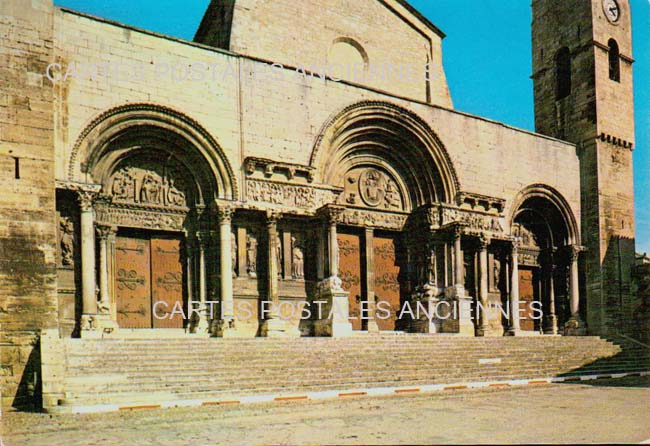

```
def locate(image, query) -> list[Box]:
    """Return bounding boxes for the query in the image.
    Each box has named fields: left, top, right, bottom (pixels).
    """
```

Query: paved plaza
left=4, top=376, right=650, bottom=445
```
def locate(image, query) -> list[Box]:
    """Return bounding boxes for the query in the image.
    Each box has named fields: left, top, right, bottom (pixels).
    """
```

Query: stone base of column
left=564, top=316, right=587, bottom=336
left=313, top=277, right=353, bottom=338
left=505, top=328, right=521, bottom=336
left=543, top=314, right=559, bottom=335
left=191, top=310, right=211, bottom=334
left=441, top=285, right=475, bottom=336
left=80, top=314, right=119, bottom=338
left=409, top=284, right=444, bottom=334
left=260, top=317, right=301, bottom=338
left=211, top=318, right=240, bottom=338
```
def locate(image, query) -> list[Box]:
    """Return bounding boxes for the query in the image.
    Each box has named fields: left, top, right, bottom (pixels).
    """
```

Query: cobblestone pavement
left=3, top=377, right=650, bottom=445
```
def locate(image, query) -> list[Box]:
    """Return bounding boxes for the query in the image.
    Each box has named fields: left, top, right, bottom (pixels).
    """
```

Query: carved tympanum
left=343, top=167, right=403, bottom=211
left=110, top=158, right=188, bottom=208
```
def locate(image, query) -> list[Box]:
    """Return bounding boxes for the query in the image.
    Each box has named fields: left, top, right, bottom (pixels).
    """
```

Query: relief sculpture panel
left=109, top=157, right=189, bottom=208
left=343, top=167, right=404, bottom=211
left=247, top=180, right=339, bottom=210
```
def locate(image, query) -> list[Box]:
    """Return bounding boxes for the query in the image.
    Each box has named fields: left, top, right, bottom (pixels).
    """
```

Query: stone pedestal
left=260, top=317, right=301, bottom=338
left=410, top=284, right=443, bottom=334
left=211, top=318, right=239, bottom=338
left=441, top=284, right=475, bottom=336
left=564, top=317, right=587, bottom=336
left=313, top=277, right=353, bottom=338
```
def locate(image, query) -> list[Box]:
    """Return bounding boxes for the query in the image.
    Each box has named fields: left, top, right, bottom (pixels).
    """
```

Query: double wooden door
left=337, top=230, right=402, bottom=331
left=115, top=233, right=185, bottom=329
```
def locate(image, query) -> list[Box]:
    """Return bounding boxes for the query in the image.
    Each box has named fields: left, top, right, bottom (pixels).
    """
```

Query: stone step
left=46, top=335, right=649, bottom=411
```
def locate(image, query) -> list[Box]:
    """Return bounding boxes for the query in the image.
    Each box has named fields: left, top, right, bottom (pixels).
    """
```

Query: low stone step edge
left=46, top=370, right=650, bottom=415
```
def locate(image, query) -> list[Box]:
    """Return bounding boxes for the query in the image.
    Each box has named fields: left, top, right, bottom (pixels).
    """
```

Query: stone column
left=213, top=206, right=237, bottom=337
left=78, top=191, right=97, bottom=332
left=95, top=224, right=118, bottom=332
left=565, top=246, right=585, bottom=335
left=185, top=237, right=196, bottom=316
left=508, top=241, right=521, bottom=335
left=476, top=236, right=490, bottom=336
left=544, top=250, right=559, bottom=335
left=313, top=205, right=351, bottom=338
left=363, top=228, right=379, bottom=332
left=261, top=211, right=290, bottom=336
left=453, top=228, right=463, bottom=287
left=194, top=232, right=210, bottom=333
left=328, top=217, right=339, bottom=278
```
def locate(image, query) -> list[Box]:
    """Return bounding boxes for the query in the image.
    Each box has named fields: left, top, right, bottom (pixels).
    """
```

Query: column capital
left=316, top=204, right=345, bottom=225
left=510, top=237, right=521, bottom=254
left=95, top=224, right=116, bottom=241
left=266, top=209, right=281, bottom=227
left=77, top=190, right=98, bottom=212
left=217, top=205, right=235, bottom=224
left=477, top=234, right=490, bottom=250
left=567, top=245, right=585, bottom=262
left=452, top=225, right=463, bottom=242
left=196, top=231, right=215, bottom=247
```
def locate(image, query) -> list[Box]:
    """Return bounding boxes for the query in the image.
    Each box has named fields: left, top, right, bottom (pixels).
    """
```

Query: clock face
left=603, top=0, right=621, bottom=23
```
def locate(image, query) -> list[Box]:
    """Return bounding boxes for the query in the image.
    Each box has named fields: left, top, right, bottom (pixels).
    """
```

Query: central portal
left=115, top=232, right=185, bottom=329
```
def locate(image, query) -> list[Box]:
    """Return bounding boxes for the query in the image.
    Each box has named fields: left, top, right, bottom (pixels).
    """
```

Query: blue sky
left=54, top=0, right=650, bottom=253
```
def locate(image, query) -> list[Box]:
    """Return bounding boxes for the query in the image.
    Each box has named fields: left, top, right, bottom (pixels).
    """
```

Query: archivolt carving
left=68, top=103, right=238, bottom=200
left=311, top=101, right=460, bottom=205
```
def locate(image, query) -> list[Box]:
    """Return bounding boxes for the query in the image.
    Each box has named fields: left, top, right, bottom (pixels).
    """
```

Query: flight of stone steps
left=50, top=335, right=650, bottom=411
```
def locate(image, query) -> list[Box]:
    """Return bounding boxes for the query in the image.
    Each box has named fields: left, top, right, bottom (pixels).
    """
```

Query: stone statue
left=59, top=217, right=75, bottom=266
left=291, top=236, right=304, bottom=279
left=246, top=233, right=257, bottom=277
left=276, top=234, right=283, bottom=277
left=493, top=257, right=502, bottom=290
left=140, top=173, right=161, bottom=204
left=231, top=233, right=238, bottom=277
left=165, top=178, right=186, bottom=207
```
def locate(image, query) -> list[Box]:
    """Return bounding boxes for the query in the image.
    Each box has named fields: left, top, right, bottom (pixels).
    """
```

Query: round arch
left=509, top=184, right=580, bottom=247
left=310, top=101, right=460, bottom=208
left=67, top=103, right=238, bottom=202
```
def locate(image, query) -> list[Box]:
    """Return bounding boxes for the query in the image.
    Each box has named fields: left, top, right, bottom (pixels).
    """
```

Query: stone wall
left=0, top=0, right=58, bottom=408
left=195, top=0, right=452, bottom=107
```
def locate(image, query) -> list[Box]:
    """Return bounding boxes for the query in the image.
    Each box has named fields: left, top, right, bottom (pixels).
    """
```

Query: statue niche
left=342, top=167, right=403, bottom=211
left=109, top=157, right=189, bottom=208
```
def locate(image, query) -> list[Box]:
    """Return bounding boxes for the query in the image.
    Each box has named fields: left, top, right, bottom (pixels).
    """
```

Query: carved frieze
left=246, top=179, right=339, bottom=210
left=95, top=205, right=186, bottom=232
left=441, top=208, right=504, bottom=233
left=338, top=208, right=408, bottom=231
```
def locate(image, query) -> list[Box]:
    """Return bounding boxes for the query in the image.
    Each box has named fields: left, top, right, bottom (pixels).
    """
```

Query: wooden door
left=151, top=237, right=184, bottom=329
left=338, top=232, right=363, bottom=330
left=115, top=236, right=151, bottom=328
left=518, top=268, right=536, bottom=332
left=373, top=235, right=401, bottom=331
left=115, top=234, right=185, bottom=329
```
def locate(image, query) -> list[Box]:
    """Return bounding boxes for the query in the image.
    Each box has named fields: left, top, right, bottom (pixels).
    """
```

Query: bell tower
left=531, top=0, right=637, bottom=335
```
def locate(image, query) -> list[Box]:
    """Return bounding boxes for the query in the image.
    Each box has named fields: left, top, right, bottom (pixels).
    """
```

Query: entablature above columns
left=244, top=157, right=316, bottom=184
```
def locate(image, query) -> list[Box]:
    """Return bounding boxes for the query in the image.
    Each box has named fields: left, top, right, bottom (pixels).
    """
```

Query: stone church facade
left=0, top=0, right=643, bottom=407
